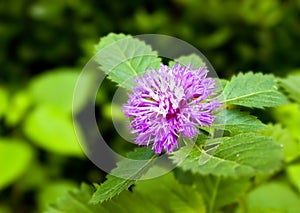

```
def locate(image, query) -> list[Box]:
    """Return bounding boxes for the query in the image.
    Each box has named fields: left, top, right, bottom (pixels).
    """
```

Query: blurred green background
left=1, top=0, right=300, bottom=212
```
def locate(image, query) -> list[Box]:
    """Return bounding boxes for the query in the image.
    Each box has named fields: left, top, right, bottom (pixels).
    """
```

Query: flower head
left=123, top=63, right=221, bottom=154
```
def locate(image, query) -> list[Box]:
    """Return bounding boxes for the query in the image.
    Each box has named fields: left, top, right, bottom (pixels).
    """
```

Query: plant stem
left=208, top=176, right=221, bottom=213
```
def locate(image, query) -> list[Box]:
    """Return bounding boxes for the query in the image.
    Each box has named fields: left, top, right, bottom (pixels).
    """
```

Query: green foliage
left=195, top=175, right=250, bottom=212
left=94, top=33, right=161, bottom=88
left=4, top=91, right=31, bottom=126
left=132, top=172, right=206, bottom=213
left=90, top=148, right=155, bottom=203
left=259, top=124, right=300, bottom=162
left=37, top=181, right=77, bottom=212
left=47, top=173, right=206, bottom=213
left=0, top=88, right=8, bottom=119
left=169, top=53, right=206, bottom=69
left=236, top=182, right=300, bottom=213
left=1, top=0, right=300, bottom=211
left=48, top=34, right=292, bottom=211
left=280, top=75, right=300, bottom=104
left=18, top=69, right=85, bottom=156
left=28, top=69, right=80, bottom=114
left=0, top=139, right=34, bottom=190
left=272, top=104, right=300, bottom=141
left=286, top=164, right=300, bottom=193
left=170, top=134, right=282, bottom=177
left=2, top=0, right=300, bottom=85
left=223, top=72, right=287, bottom=108
left=212, top=109, right=265, bottom=135
left=45, top=184, right=106, bottom=213
left=23, top=106, right=83, bottom=156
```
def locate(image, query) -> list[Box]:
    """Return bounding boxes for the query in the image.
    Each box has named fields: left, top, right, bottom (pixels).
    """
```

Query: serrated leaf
left=212, top=109, right=265, bottom=135
left=90, top=148, right=156, bottom=204
left=223, top=72, right=288, bottom=108
left=169, top=53, right=206, bottom=69
left=94, top=33, right=126, bottom=51
left=280, top=75, right=300, bottom=104
left=94, top=33, right=161, bottom=89
left=170, top=133, right=282, bottom=177
left=195, top=175, right=250, bottom=212
left=46, top=173, right=206, bottom=213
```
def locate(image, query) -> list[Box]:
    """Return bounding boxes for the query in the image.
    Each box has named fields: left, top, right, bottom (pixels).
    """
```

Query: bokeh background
left=1, top=0, right=300, bottom=212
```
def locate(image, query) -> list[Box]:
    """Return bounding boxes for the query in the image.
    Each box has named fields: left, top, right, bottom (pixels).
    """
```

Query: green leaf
left=286, top=164, right=300, bottom=193
left=23, top=106, right=83, bottom=156
left=37, top=181, right=77, bottom=212
left=45, top=184, right=107, bottom=213
left=5, top=91, right=32, bottom=126
left=0, top=87, right=8, bottom=119
left=94, top=33, right=126, bottom=51
left=272, top=104, right=300, bottom=141
left=195, top=175, right=250, bottom=212
left=240, top=182, right=300, bottom=213
left=198, top=27, right=232, bottom=48
left=47, top=173, right=206, bottom=213
left=280, top=75, right=300, bottom=103
left=28, top=68, right=80, bottom=114
left=90, top=148, right=156, bottom=204
left=0, top=205, right=10, bottom=213
left=223, top=72, right=288, bottom=108
left=212, top=109, right=265, bottom=135
left=259, top=124, right=300, bottom=162
left=132, top=172, right=206, bottom=213
left=94, top=33, right=161, bottom=88
left=16, top=161, right=48, bottom=191
left=0, top=139, right=34, bottom=190
left=169, top=53, right=206, bottom=69
left=170, top=133, right=282, bottom=177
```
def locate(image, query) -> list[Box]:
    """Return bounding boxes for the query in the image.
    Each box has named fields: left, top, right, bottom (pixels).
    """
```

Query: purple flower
left=122, top=63, right=221, bottom=154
